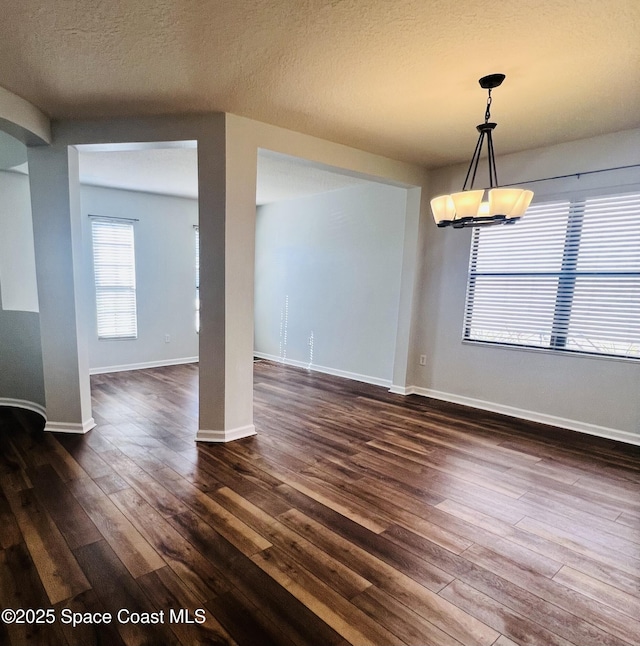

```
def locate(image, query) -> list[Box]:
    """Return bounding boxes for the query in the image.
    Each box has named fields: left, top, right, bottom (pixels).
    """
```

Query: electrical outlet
left=165, top=334, right=171, bottom=343
left=419, top=354, right=427, bottom=366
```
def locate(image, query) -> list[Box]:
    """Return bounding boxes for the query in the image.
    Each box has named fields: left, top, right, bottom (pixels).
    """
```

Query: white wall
left=412, top=128, right=640, bottom=443
left=80, top=185, right=199, bottom=373
left=255, top=182, right=407, bottom=385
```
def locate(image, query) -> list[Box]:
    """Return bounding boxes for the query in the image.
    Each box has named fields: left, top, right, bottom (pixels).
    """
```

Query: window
left=464, top=191, right=640, bottom=359
left=91, top=217, right=138, bottom=339
left=195, top=225, right=200, bottom=333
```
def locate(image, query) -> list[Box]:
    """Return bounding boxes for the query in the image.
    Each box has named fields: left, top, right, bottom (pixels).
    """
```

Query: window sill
left=461, top=339, right=640, bottom=364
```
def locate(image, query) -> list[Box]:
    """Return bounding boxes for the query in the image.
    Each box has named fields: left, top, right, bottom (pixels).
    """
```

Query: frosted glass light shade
left=477, top=201, right=490, bottom=217
left=451, top=190, right=484, bottom=218
left=488, top=188, right=524, bottom=216
left=507, top=189, right=534, bottom=218
left=430, top=188, right=533, bottom=227
left=430, top=194, right=456, bottom=224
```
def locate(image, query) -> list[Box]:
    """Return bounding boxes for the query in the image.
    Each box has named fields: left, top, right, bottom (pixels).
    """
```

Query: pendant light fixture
left=431, top=73, right=533, bottom=228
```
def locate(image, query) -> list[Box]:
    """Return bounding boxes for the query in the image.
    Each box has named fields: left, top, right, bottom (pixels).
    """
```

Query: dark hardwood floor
left=1, top=360, right=640, bottom=645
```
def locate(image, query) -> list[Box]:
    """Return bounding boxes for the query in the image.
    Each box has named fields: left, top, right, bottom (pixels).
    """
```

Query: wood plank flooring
left=1, top=360, right=639, bottom=645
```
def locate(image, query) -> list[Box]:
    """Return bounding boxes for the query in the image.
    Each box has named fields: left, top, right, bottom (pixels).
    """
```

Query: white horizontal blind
left=91, top=218, right=138, bottom=339
left=465, top=192, right=640, bottom=359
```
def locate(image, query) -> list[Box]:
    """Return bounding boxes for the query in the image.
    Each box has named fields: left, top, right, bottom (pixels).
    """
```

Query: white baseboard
left=196, top=424, right=257, bottom=443
left=90, top=356, right=198, bottom=375
left=406, top=386, right=640, bottom=447
left=44, top=417, right=97, bottom=434
left=253, top=352, right=392, bottom=388
left=0, top=398, right=46, bottom=419
left=0, top=400, right=97, bottom=435
left=389, top=385, right=412, bottom=395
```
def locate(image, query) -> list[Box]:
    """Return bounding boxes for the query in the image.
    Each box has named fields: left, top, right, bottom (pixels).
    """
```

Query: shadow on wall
left=0, top=283, right=45, bottom=416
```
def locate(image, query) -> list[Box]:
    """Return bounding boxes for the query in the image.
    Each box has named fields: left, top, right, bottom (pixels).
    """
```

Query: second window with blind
left=90, top=217, right=138, bottom=340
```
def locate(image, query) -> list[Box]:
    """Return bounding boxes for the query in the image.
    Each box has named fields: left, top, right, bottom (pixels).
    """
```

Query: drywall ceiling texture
left=1, top=1, right=639, bottom=167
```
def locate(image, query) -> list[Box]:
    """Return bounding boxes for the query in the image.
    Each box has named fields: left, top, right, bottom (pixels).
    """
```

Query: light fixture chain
left=484, top=89, right=492, bottom=123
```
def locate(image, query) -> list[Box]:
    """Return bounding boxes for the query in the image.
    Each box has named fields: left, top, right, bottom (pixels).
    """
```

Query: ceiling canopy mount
left=478, top=73, right=505, bottom=90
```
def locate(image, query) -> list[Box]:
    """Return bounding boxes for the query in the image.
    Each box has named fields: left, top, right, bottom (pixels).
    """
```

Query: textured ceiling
left=1, top=1, right=640, bottom=167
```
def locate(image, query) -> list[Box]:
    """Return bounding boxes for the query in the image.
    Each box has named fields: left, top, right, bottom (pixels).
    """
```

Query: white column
left=196, top=116, right=256, bottom=442
left=391, top=187, right=422, bottom=394
left=27, top=144, right=94, bottom=433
